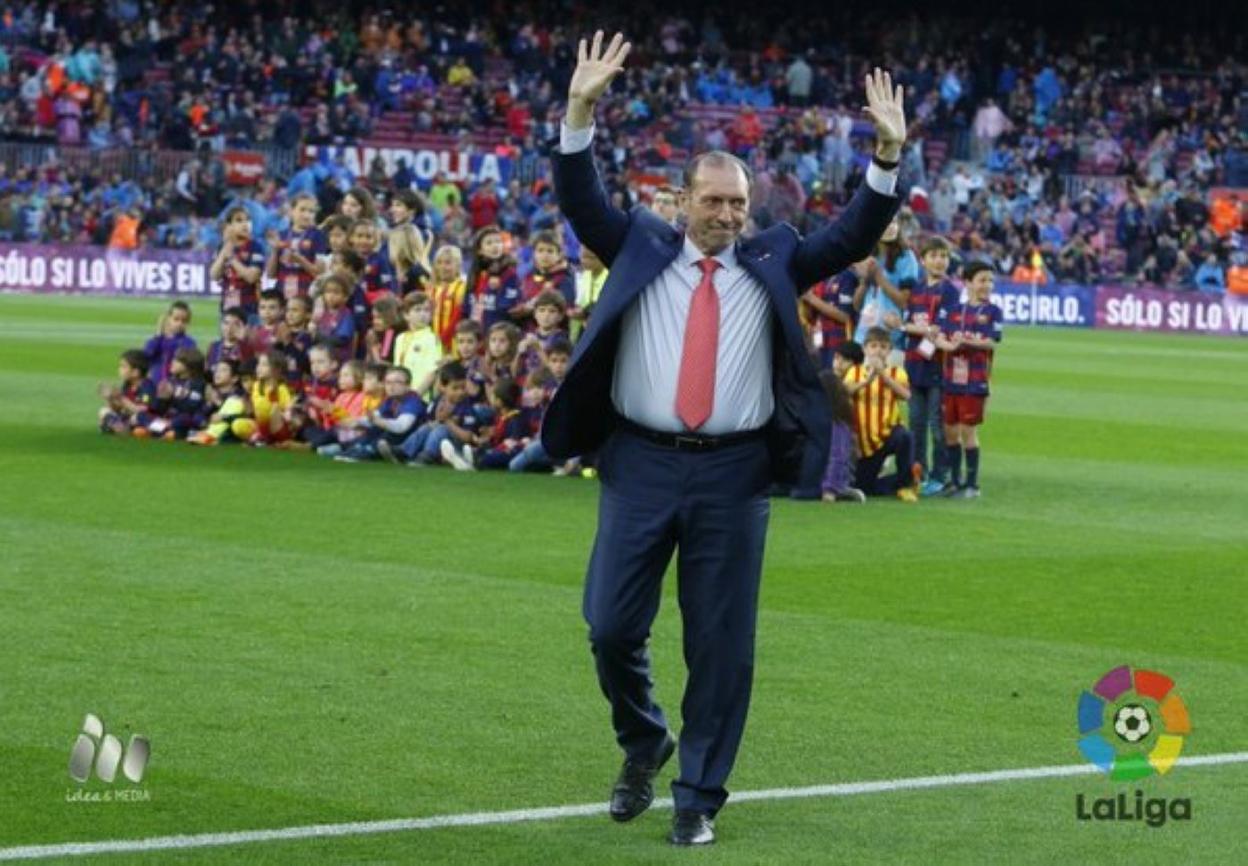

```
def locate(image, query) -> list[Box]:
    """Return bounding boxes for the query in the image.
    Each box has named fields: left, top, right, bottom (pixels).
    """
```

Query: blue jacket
left=540, top=146, right=898, bottom=489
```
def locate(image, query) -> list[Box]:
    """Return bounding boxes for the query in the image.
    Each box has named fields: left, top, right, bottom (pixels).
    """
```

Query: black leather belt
left=616, top=416, right=766, bottom=452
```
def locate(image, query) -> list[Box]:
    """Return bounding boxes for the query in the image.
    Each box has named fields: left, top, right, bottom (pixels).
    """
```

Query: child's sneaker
left=896, top=486, right=919, bottom=503
left=376, top=440, right=402, bottom=464
left=835, top=488, right=867, bottom=503
left=954, top=485, right=981, bottom=499
left=440, top=439, right=475, bottom=471
left=920, top=478, right=948, bottom=497
left=187, top=432, right=217, bottom=446
left=131, top=427, right=150, bottom=439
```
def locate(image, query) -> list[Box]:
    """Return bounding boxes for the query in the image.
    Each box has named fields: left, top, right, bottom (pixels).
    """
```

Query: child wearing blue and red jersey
left=515, top=292, right=569, bottom=380
left=98, top=349, right=157, bottom=435
left=802, top=263, right=861, bottom=369
left=350, top=219, right=397, bottom=307
left=904, top=236, right=963, bottom=495
left=268, top=193, right=327, bottom=301
left=514, top=230, right=576, bottom=322
left=206, top=307, right=253, bottom=369
left=313, top=273, right=358, bottom=364
left=450, top=319, right=487, bottom=398
left=467, top=225, right=521, bottom=331
left=141, top=300, right=196, bottom=384
left=274, top=295, right=314, bottom=390
left=147, top=346, right=208, bottom=439
left=819, top=349, right=867, bottom=503
left=187, top=359, right=250, bottom=445
left=283, top=343, right=339, bottom=450
left=935, top=261, right=1003, bottom=499
left=441, top=377, right=531, bottom=470
left=508, top=340, right=572, bottom=473
left=211, top=206, right=265, bottom=320
left=249, top=290, right=286, bottom=356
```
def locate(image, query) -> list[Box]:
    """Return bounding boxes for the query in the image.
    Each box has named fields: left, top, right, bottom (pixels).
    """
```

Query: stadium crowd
left=0, top=2, right=1244, bottom=288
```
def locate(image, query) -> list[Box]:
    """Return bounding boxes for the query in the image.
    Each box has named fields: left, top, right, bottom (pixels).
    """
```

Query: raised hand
left=863, top=68, right=906, bottom=161
left=566, top=31, right=631, bottom=129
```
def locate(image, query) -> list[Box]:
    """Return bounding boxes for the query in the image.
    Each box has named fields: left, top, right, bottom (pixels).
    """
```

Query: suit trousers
left=583, top=425, right=771, bottom=817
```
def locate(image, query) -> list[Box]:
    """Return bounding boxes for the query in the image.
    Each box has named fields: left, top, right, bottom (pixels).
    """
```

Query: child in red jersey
left=466, top=225, right=520, bottom=330
left=515, top=230, right=576, bottom=322
left=313, top=273, right=358, bottom=364
left=283, top=343, right=339, bottom=450
left=211, top=206, right=265, bottom=319
left=267, top=193, right=326, bottom=301
left=250, top=290, right=286, bottom=355
left=934, top=261, right=1004, bottom=499
left=515, top=290, right=568, bottom=380
left=316, top=360, right=369, bottom=457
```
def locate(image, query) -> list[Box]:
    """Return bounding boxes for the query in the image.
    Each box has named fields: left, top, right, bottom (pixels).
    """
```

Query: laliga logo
left=1075, top=666, right=1193, bottom=827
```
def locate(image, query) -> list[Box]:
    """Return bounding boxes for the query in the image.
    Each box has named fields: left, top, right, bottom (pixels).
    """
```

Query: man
left=541, top=31, right=905, bottom=846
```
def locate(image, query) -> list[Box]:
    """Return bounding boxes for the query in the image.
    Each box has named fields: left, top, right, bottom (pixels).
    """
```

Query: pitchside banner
left=0, top=244, right=215, bottom=297
left=1096, top=285, right=1248, bottom=336
left=304, top=143, right=512, bottom=186
left=991, top=280, right=1096, bottom=328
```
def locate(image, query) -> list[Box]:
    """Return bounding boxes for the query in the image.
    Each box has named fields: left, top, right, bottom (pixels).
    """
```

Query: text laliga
left=1075, top=790, right=1192, bottom=827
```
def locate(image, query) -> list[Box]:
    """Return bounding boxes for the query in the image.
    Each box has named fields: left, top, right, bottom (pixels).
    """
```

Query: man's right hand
left=566, top=31, right=631, bottom=130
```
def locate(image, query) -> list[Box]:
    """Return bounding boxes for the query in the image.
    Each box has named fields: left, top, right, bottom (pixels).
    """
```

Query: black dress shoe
left=608, top=733, right=676, bottom=822
left=669, top=809, right=715, bottom=845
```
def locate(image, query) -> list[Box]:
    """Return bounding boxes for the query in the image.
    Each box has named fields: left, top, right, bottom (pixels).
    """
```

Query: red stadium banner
left=222, top=150, right=266, bottom=186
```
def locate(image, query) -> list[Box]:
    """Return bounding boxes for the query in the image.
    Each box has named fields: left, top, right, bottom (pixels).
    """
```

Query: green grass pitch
left=0, top=292, right=1244, bottom=865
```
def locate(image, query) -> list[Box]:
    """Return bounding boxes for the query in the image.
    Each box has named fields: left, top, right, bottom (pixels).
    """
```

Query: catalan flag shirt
left=937, top=301, right=1003, bottom=396
left=843, top=363, right=909, bottom=458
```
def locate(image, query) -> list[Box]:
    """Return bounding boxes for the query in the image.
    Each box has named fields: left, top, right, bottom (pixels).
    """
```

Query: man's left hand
left=864, top=68, right=905, bottom=162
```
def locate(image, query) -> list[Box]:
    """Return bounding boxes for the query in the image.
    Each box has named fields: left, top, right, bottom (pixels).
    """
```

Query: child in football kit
left=274, top=295, right=314, bottom=388
left=934, top=261, right=1003, bottom=498
left=314, top=360, right=369, bottom=458
left=141, top=300, right=196, bottom=384
left=515, top=230, right=576, bottom=320
left=515, top=290, right=568, bottom=379
left=285, top=343, right=340, bottom=450
left=483, top=321, right=522, bottom=386
left=313, top=273, right=358, bottom=364
left=250, top=290, right=286, bottom=355
left=235, top=349, right=294, bottom=445
left=842, top=327, right=921, bottom=502
left=211, top=206, right=265, bottom=320
left=98, top=349, right=157, bottom=435
left=450, top=319, right=487, bottom=397
left=267, top=192, right=326, bottom=301
left=147, top=346, right=208, bottom=439
left=207, top=306, right=253, bottom=368
left=904, top=236, right=962, bottom=495
left=364, top=295, right=403, bottom=364
left=466, top=225, right=520, bottom=330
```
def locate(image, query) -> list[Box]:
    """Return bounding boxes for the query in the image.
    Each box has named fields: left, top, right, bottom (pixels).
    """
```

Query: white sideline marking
left=3, top=752, right=1246, bottom=861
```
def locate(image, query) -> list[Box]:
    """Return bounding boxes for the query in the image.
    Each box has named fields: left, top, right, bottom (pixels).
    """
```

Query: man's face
left=682, top=162, right=749, bottom=254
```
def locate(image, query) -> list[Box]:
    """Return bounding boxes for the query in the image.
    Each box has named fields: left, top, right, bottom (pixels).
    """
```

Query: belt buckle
left=674, top=434, right=711, bottom=451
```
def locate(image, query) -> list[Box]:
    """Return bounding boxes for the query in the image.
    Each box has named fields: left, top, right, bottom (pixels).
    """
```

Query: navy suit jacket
left=540, top=146, right=900, bottom=490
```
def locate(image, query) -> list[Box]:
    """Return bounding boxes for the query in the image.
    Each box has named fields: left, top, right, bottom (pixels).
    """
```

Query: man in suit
left=541, top=31, right=906, bottom=846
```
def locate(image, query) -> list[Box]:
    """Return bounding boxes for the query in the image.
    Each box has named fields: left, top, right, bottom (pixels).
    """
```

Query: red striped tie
left=675, top=258, right=721, bottom=431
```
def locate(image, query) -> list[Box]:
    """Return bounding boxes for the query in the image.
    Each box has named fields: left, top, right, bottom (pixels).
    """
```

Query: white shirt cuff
left=560, top=122, right=595, bottom=154
left=865, top=161, right=899, bottom=197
